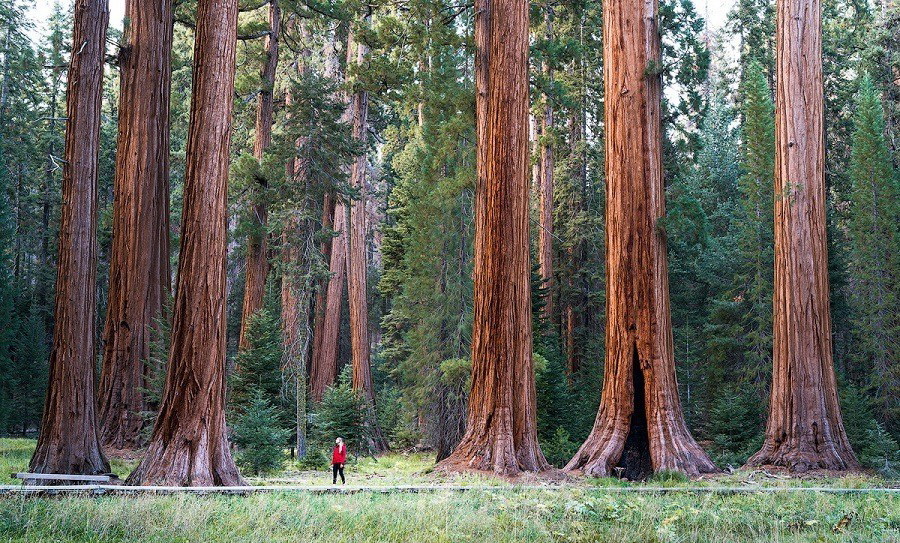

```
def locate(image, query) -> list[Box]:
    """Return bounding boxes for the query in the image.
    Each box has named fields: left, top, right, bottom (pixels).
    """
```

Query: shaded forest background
left=0, top=0, right=897, bottom=474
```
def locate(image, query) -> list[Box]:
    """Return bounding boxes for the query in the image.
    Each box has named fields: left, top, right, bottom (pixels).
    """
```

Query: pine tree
left=846, top=75, right=900, bottom=434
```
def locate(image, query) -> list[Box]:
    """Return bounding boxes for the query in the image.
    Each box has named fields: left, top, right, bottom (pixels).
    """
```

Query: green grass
left=0, top=438, right=139, bottom=484
left=1, top=439, right=898, bottom=542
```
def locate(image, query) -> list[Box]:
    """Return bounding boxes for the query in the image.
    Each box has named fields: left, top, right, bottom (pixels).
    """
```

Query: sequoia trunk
left=126, top=0, right=243, bottom=486
left=310, top=200, right=346, bottom=403
left=98, top=0, right=173, bottom=452
left=745, top=0, right=858, bottom=472
left=28, top=0, right=110, bottom=479
left=238, top=0, right=280, bottom=351
left=436, top=0, right=548, bottom=476
left=538, top=6, right=554, bottom=319
left=565, top=0, right=716, bottom=479
left=309, top=33, right=344, bottom=403
left=344, top=31, right=374, bottom=404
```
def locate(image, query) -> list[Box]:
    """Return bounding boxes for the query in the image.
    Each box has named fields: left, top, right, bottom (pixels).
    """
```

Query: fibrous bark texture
left=310, top=199, right=346, bottom=403
left=436, top=0, right=549, bottom=476
left=238, top=0, right=280, bottom=351
left=29, top=0, right=111, bottom=481
left=309, top=34, right=344, bottom=403
left=538, top=6, right=554, bottom=319
left=344, top=31, right=375, bottom=405
left=98, top=0, right=173, bottom=451
left=745, top=0, right=858, bottom=472
left=564, top=0, right=715, bottom=479
left=126, top=0, right=243, bottom=486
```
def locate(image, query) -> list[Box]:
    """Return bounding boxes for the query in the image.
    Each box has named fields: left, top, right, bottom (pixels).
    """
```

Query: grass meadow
left=1, top=438, right=898, bottom=542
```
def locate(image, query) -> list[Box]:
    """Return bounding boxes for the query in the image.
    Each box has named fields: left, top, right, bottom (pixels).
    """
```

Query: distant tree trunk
left=310, top=200, right=346, bottom=403
left=437, top=0, right=548, bottom=476
left=238, top=0, right=281, bottom=351
left=126, top=0, right=243, bottom=486
left=309, top=32, right=343, bottom=403
left=344, top=29, right=376, bottom=406
left=745, top=0, right=858, bottom=472
left=98, top=0, right=173, bottom=452
left=538, top=5, right=554, bottom=319
left=28, top=0, right=110, bottom=480
left=565, top=0, right=715, bottom=479
left=282, top=17, right=313, bottom=458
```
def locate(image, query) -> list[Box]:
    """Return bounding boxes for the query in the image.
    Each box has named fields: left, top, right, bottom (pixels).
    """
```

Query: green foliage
left=706, top=386, right=764, bottom=467
left=840, top=385, right=900, bottom=477
left=312, top=366, right=370, bottom=460
left=232, top=391, right=291, bottom=475
left=230, top=306, right=287, bottom=415
left=541, top=427, right=579, bottom=469
left=845, top=75, right=900, bottom=433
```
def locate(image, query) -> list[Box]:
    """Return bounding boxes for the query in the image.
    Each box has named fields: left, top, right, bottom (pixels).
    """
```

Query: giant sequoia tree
left=238, top=0, right=280, bottom=352
left=565, top=0, right=715, bottom=479
left=98, top=0, right=173, bottom=451
left=309, top=34, right=345, bottom=403
left=745, top=0, right=858, bottom=472
left=437, top=0, right=548, bottom=476
left=28, top=0, right=110, bottom=478
left=127, top=0, right=243, bottom=486
left=344, top=28, right=375, bottom=405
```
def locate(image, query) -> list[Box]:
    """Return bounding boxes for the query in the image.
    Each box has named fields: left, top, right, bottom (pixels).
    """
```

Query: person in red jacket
left=332, top=437, right=347, bottom=484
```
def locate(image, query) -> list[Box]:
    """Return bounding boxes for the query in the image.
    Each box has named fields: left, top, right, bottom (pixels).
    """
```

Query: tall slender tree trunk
left=344, top=26, right=387, bottom=451
left=344, top=29, right=374, bottom=404
left=538, top=5, right=554, bottom=319
left=238, top=0, right=281, bottom=351
left=565, top=0, right=715, bottom=479
left=437, top=0, right=548, bottom=476
left=745, top=0, right=857, bottom=472
left=28, top=0, right=110, bottom=480
left=98, top=0, right=173, bottom=452
left=310, top=202, right=346, bottom=403
left=281, top=17, right=313, bottom=458
left=309, top=32, right=344, bottom=403
left=126, top=0, right=243, bottom=486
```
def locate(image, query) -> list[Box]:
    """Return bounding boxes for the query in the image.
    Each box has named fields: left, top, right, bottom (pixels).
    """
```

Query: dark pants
left=332, top=463, right=345, bottom=484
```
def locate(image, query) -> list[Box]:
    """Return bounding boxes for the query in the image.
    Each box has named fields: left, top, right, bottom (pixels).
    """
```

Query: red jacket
left=332, top=444, right=347, bottom=465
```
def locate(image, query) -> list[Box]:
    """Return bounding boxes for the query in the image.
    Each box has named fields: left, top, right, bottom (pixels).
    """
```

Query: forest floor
left=1, top=438, right=898, bottom=542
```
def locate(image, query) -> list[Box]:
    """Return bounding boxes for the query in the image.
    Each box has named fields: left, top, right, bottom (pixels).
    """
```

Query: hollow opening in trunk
left=615, top=346, right=653, bottom=481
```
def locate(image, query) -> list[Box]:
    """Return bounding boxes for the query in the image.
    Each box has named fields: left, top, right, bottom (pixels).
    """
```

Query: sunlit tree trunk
left=126, top=0, right=243, bottom=486
left=28, top=0, right=110, bottom=480
left=98, top=0, right=173, bottom=452
left=238, top=0, right=281, bottom=351
left=745, top=0, right=858, bottom=472
left=565, top=0, right=715, bottom=479
left=437, top=0, right=548, bottom=476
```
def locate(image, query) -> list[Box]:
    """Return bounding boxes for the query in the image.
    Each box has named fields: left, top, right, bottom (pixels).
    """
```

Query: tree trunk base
left=436, top=408, right=550, bottom=477
left=125, top=434, right=244, bottom=487
left=745, top=441, right=859, bottom=473
left=566, top=356, right=717, bottom=480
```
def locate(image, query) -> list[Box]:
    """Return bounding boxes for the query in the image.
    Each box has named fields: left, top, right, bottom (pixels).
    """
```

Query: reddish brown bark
left=309, top=191, right=335, bottom=374
left=436, top=0, right=548, bottom=476
left=238, top=0, right=281, bottom=351
left=98, top=0, right=173, bottom=452
left=310, top=201, right=346, bottom=403
left=565, top=0, right=715, bottom=479
left=745, top=0, right=858, bottom=472
left=538, top=6, right=554, bottom=319
left=309, top=33, right=344, bottom=403
left=126, top=0, right=243, bottom=486
left=28, top=0, right=110, bottom=480
left=344, top=31, right=374, bottom=404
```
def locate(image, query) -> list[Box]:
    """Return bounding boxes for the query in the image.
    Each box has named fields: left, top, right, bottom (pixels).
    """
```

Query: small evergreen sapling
left=232, top=390, right=291, bottom=475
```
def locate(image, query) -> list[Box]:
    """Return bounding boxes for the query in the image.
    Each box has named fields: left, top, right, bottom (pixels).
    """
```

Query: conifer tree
left=846, top=75, right=900, bottom=433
